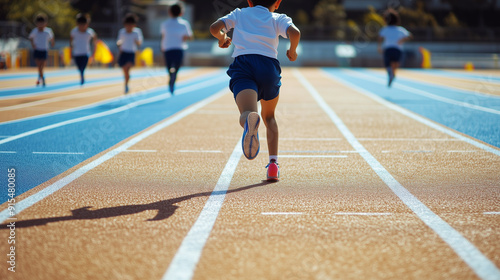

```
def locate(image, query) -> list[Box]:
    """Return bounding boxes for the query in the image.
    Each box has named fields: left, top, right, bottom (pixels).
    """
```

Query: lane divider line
left=279, top=155, right=348, bottom=158
left=32, top=152, right=84, bottom=155
left=322, top=70, right=500, bottom=157
left=294, top=69, right=500, bottom=280
left=0, top=76, right=228, bottom=146
left=483, top=212, right=500, bottom=215
left=0, top=88, right=229, bottom=223
left=345, top=69, right=500, bottom=116
left=335, top=212, right=392, bottom=216
left=162, top=141, right=242, bottom=280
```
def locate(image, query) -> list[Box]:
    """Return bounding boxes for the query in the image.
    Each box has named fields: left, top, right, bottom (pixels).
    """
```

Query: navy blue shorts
left=164, top=49, right=184, bottom=72
left=384, top=48, right=402, bottom=67
left=33, top=50, right=48, bottom=60
left=118, top=51, right=135, bottom=67
left=227, top=54, right=281, bottom=101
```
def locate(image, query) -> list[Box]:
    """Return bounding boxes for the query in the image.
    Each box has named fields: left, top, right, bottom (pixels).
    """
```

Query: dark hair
left=76, top=13, right=90, bottom=24
left=124, top=13, right=138, bottom=24
left=35, top=13, right=48, bottom=23
left=384, top=9, right=400, bottom=26
left=170, top=4, right=182, bottom=17
left=251, top=0, right=277, bottom=8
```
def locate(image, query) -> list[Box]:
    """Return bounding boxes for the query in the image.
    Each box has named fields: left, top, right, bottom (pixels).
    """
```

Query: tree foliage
left=1, top=0, right=78, bottom=38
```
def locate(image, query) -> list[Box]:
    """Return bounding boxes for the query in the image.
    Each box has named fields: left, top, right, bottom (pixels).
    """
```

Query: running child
left=70, top=13, right=97, bottom=85
left=117, top=13, right=143, bottom=94
left=378, top=9, right=412, bottom=87
left=29, top=13, right=55, bottom=87
left=210, top=0, right=301, bottom=181
left=160, top=2, right=193, bottom=94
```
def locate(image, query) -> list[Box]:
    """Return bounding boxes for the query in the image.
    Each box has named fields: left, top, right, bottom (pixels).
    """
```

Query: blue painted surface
left=323, top=68, right=500, bottom=149
left=0, top=71, right=228, bottom=203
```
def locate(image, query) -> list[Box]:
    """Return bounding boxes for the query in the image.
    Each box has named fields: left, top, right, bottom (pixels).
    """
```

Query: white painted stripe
left=295, top=69, right=500, bottom=280
left=33, top=152, right=84, bottom=155
left=322, top=71, right=500, bottom=157
left=124, top=150, right=157, bottom=153
left=335, top=212, right=392, bottom=216
left=483, top=212, right=500, bottom=215
left=358, top=138, right=460, bottom=142
left=279, top=155, right=348, bottom=158
left=280, top=137, right=343, bottom=141
left=0, top=76, right=227, bottom=146
left=402, top=150, right=434, bottom=153
left=262, top=212, right=303, bottom=215
left=162, top=141, right=242, bottom=280
left=0, top=89, right=229, bottom=224
left=0, top=151, right=16, bottom=154
left=346, top=69, right=500, bottom=116
left=178, top=150, right=223, bottom=153
left=279, top=150, right=358, bottom=153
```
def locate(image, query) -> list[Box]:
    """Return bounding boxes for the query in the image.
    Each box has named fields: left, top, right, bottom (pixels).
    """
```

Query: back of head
left=35, top=13, right=48, bottom=24
left=170, top=3, right=182, bottom=17
left=76, top=13, right=90, bottom=24
left=384, top=9, right=400, bottom=26
left=251, top=0, right=277, bottom=8
left=124, top=13, right=138, bottom=24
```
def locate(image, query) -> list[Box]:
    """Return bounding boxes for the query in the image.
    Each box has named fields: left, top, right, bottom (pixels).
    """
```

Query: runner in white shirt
left=160, top=3, right=193, bottom=94
left=117, top=13, right=143, bottom=94
left=378, top=9, right=412, bottom=87
left=210, top=0, right=301, bottom=181
left=70, top=13, right=97, bottom=85
left=29, top=13, right=55, bottom=87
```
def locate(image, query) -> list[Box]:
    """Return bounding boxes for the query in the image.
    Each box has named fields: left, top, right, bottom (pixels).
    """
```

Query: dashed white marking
left=281, top=137, right=343, bottom=141
left=335, top=212, right=392, bottom=216
left=178, top=150, right=223, bottom=153
left=0, top=151, right=16, bottom=154
left=279, top=155, right=348, bottom=158
left=402, top=150, right=434, bottom=153
left=358, top=138, right=460, bottom=141
left=261, top=212, right=303, bottom=215
left=32, top=152, right=84, bottom=155
left=297, top=69, right=500, bottom=280
left=483, top=212, right=500, bottom=215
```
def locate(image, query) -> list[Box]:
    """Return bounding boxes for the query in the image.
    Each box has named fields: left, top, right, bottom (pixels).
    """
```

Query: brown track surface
left=0, top=68, right=498, bottom=280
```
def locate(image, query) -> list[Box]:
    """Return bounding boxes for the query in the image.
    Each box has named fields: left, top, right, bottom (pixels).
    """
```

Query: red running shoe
left=266, top=159, right=279, bottom=181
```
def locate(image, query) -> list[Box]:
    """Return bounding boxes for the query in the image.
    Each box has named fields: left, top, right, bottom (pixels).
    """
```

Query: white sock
left=269, top=155, right=278, bottom=162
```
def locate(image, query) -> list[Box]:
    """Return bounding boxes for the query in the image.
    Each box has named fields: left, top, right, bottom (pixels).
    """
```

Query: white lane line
left=280, top=137, right=343, bottom=141
left=295, top=69, right=500, bottom=280
left=0, top=151, right=16, bottom=154
left=162, top=141, right=242, bottom=280
left=33, top=152, right=84, bottom=155
left=0, top=76, right=227, bottom=146
left=483, top=212, right=500, bottom=215
left=279, top=150, right=358, bottom=153
left=335, top=212, right=392, bottom=216
left=402, top=150, right=434, bottom=153
left=358, top=138, right=460, bottom=141
left=178, top=150, right=223, bottom=153
left=262, top=212, right=303, bottom=215
left=0, top=88, right=229, bottom=223
left=322, top=71, right=500, bottom=157
left=279, top=155, right=348, bottom=158
left=346, top=69, right=500, bottom=116
left=124, top=150, right=157, bottom=153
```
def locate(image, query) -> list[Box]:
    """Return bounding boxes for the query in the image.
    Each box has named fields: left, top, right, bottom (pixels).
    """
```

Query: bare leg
left=123, top=63, right=132, bottom=93
left=261, top=95, right=279, bottom=157
left=235, top=89, right=259, bottom=127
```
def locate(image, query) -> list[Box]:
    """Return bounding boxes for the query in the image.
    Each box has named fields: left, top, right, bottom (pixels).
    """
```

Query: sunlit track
left=0, top=67, right=498, bottom=280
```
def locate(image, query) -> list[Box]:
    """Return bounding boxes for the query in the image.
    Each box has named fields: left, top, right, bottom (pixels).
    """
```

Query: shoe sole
left=242, top=112, right=260, bottom=160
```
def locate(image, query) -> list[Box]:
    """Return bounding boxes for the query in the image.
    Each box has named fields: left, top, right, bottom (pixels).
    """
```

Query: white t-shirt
left=29, top=27, right=54, bottom=51
left=160, top=18, right=193, bottom=51
left=379, top=26, right=410, bottom=50
left=70, top=27, right=96, bottom=56
left=219, top=5, right=293, bottom=59
left=117, top=27, right=143, bottom=53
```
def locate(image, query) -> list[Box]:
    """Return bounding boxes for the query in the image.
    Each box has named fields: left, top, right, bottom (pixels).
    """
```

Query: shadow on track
left=1, top=181, right=275, bottom=228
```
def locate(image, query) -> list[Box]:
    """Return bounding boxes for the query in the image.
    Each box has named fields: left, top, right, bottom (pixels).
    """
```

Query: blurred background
left=0, top=0, right=499, bottom=69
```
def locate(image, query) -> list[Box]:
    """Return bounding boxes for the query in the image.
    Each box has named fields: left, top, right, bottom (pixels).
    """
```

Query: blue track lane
left=407, top=69, right=500, bottom=83
left=322, top=68, right=500, bottom=149
left=0, top=71, right=228, bottom=203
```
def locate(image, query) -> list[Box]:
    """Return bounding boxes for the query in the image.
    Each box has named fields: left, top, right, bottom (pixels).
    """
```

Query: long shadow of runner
left=1, top=181, right=273, bottom=229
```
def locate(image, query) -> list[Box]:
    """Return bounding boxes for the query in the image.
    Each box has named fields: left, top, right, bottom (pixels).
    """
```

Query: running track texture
left=0, top=67, right=499, bottom=280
